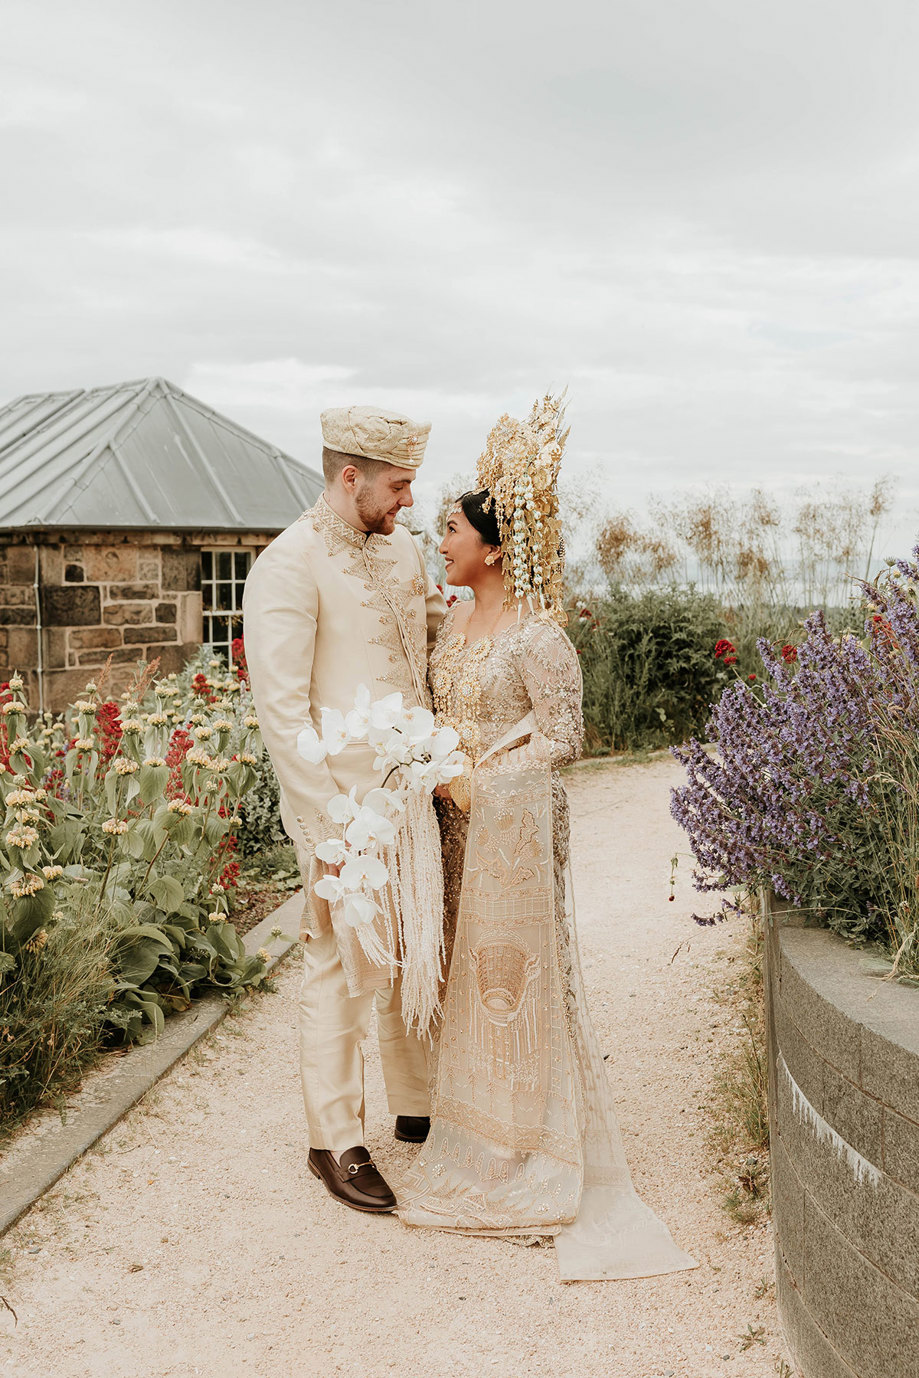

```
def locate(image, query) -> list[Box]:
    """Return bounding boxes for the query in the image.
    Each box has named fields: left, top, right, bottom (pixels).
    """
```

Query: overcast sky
left=4, top=0, right=919, bottom=553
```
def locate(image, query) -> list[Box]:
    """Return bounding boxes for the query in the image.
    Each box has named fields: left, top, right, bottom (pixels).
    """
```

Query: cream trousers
left=297, top=922, right=430, bottom=1152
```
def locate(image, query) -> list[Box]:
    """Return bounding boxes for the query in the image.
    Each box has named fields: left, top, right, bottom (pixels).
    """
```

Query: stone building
left=0, top=377, right=322, bottom=711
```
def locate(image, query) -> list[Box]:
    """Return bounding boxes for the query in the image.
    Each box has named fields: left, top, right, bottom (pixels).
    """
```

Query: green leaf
left=147, top=874, right=185, bottom=915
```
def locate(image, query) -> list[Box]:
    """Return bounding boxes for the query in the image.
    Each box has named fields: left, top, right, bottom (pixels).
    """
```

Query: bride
left=395, top=395, right=697, bottom=1281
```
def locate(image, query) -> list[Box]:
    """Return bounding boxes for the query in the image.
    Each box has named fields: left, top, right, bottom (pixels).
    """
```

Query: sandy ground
left=0, top=759, right=791, bottom=1378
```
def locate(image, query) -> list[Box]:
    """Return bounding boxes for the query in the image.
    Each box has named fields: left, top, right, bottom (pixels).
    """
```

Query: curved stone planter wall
left=763, top=892, right=919, bottom=1377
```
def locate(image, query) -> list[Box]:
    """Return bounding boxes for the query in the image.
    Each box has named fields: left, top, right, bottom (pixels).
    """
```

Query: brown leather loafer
left=308, top=1146, right=396, bottom=1213
left=394, top=1115, right=430, bottom=1144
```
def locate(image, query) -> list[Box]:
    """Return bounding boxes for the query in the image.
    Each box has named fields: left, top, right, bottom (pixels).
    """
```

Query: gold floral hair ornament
left=476, top=390, right=569, bottom=623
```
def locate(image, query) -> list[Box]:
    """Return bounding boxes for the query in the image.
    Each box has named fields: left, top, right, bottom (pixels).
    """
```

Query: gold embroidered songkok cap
left=320, top=405, right=431, bottom=470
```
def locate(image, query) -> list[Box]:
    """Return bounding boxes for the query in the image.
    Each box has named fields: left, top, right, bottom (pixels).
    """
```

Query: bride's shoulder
left=437, top=601, right=470, bottom=641
left=508, top=610, right=574, bottom=664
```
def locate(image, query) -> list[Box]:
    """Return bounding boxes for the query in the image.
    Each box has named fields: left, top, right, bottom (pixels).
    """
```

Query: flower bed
left=0, top=647, right=283, bottom=1134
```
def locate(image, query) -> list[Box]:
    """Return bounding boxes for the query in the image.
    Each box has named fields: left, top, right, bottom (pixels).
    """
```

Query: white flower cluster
left=297, top=686, right=464, bottom=930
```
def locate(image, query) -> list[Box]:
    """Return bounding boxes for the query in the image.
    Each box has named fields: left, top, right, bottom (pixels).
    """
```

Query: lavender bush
left=671, top=551, right=919, bottom=975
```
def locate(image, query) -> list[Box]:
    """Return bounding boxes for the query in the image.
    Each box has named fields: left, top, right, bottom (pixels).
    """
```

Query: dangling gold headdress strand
left=476, top=390, right=568, bottom=623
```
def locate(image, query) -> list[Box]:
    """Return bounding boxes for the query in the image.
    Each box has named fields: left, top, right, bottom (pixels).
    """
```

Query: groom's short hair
left=322, top=446, right=390, bottom=484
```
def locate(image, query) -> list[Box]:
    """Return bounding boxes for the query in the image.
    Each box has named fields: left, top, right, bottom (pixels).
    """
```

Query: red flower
left=724, top=655, right=737, bottom=666
left=748, top=674, right=757, bottom=683
left=95, top=701, right=123, bottom=762
left=231, top=636, right=249, bottom=683
left=781, top=644, right=798, bottom=664
left=192, top=672, right=217, bottom=704
left=714, top=639, right=737, bottom=662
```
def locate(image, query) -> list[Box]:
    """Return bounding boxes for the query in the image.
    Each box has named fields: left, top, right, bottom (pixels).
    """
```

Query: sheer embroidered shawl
left=396, top=613, right=697, bottom=1280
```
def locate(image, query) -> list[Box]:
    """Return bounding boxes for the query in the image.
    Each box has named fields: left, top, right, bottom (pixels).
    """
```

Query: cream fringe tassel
left=349, top=785, right=445, bottom=1036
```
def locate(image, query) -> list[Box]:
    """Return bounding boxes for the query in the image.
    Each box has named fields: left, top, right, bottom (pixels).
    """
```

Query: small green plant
left=739, top=1324, right=766, bottom=1351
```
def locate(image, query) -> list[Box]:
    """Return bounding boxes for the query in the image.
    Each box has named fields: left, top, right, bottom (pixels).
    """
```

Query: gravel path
left=0, top=759, right=791, bottom=1378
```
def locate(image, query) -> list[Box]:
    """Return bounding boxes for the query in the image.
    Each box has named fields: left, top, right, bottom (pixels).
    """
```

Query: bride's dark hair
left=457, top=490, right=501, bottom=547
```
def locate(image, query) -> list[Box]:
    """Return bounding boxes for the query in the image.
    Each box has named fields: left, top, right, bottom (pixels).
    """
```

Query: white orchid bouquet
left=296, top=686, right=465, bottom=934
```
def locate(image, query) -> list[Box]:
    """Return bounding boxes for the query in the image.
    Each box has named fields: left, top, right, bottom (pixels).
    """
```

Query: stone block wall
left=0, top=531, right=272, bottom=711
left=764, top=892, right=919, bottom=1377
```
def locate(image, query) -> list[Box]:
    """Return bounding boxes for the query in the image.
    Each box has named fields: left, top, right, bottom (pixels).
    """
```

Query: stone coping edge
left=0, top=890, right=303, bottom=1237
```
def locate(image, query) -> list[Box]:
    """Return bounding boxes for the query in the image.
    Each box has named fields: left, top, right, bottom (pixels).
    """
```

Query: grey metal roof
left=0, top=376, right=324, bottom=531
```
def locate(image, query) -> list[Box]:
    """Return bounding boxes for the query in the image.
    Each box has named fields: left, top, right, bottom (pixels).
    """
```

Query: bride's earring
left=484, top=553, right=497, bottom=566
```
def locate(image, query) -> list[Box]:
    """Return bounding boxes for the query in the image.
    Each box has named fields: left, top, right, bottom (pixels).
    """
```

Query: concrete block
left=103, top=602, right=154, bottom=627
left=76, top=646, right=149, bottom=667
left=777, top=1001, right=825, bottom=1118
left=772, top=1134, right=806, bottom=1287
left=137, top=552, right=161, bottom=581
left=883, top=1107, right=919, bottom=1196
left=44, top=668, right=107, bottom=708
left=4, top=546, right=37, bottom=583
left=862, top=1026, right=919, bottom=1126
left=804, top=1194, right=919, bottom=1378
left=106, top=583, right=159, bottom=601
left=2, top=585, right=36, bottom=607
left=820, top=1060, right=883, bottom=1168
left=0, top=607, right=35, bottom=626
left=64, top=564, right=85, bottom=582
left=781, top=947, right=861, bottom=1083
left=83, top=546, right=138, bottom=583
left=777, top=1258, right=858, bottom=1378
left=154, top=601, right=177, bottom=624
left=41, top=585, right=101, bottom=627
left=69, top=627, right=123, bottom=651
left=40, top=546, right=63, bottom=585
left=156, top=642, right=195, bottom=675
left=122, top=627, right=177, bottom=645
left=161, top=548, right=199, bottom=592
left=43, top=628, right=68, bottom=670
left=6, top=627, right=38, bottom=666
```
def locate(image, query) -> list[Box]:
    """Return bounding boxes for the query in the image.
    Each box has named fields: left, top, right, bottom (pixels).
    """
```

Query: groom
left=242, top=405, right=446, bottom=1213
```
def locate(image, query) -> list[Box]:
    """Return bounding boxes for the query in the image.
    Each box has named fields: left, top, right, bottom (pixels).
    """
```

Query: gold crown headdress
left=476, top=390, right=569, bottom=623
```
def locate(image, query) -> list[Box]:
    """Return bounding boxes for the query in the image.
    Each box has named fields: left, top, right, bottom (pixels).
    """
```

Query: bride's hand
left=433, top=784, right=453, bottom=800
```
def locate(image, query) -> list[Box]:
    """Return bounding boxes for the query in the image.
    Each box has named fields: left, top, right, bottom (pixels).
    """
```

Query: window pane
left=209, top=614, right=229, bottom=644
left=201, top=551, right=213, bottom=580
left=216, top=582, right=233, bottom=611
left=217, top=551, right=232, bottom=581
left=200, top=581, right=214, bottom=612
left=234, top=551, right=251, bottom=580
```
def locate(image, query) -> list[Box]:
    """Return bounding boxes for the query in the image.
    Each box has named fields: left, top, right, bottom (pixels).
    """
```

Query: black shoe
left=394, top=1115, right=430, bottom=1144
left=308, top=1147, right=396, bottom=1213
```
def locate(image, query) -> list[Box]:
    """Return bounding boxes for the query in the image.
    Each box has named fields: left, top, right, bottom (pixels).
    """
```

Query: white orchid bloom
left=369, top=692, right=405, bottom=731
left=341, top=852, right=390, bottom=891
left=346, top=804, right=398, bottom=851
left=315, top=838, right=349, bottom=866
left=399, top=705, right=436, bottom=743
left=313, top=872, right=348, bottom=903
left=296, top=725, right=328, bottom=764
left=431, top=724, right=461, bottom=758
left=362, top=786, right=403, bottom=817
left=344, top=683, right=374, bottom=739
left=327, top=787, right=361, bottom=825
left=319, top=707, right=350, bottom=755
left=435, top=751, right=467, bottom=783
left=341, top=892, right=379, bottom=928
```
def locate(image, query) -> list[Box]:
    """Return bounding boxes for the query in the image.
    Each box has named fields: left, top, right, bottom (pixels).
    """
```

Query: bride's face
left=439, top=506, right=499, bottom=587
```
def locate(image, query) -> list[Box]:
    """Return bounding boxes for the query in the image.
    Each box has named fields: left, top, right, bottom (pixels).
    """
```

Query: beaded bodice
left=429, top=606, right=584, bottom=767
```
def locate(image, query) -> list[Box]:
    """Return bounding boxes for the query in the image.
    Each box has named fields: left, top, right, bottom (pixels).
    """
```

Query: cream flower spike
left=475, top=388, right=569, bottom=623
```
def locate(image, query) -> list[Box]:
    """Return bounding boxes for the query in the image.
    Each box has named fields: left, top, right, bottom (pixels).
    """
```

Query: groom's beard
left=354, top=488, right=399, bottom=536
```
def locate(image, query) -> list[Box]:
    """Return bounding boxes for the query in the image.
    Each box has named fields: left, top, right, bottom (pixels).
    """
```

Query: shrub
left=671, top=552, right=919, bottom=976
left=568, top=587, right=728, bottom=752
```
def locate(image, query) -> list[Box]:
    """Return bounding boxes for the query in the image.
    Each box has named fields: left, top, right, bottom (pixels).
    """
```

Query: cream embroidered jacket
left=242, top=496, right=446, bottom=861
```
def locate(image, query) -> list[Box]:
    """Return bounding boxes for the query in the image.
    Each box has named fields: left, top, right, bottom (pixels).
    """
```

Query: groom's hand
left=323, top=862, right=342, bottom=878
